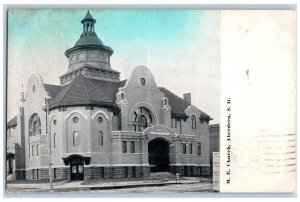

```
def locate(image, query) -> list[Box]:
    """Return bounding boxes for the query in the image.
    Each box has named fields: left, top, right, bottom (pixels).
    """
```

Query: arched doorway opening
left=148, top=138, right=170, bottom=172
left=62, top=154, right=90, bottom=181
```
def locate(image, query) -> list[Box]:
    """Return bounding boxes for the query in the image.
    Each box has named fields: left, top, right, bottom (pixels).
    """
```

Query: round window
left=140, top=78, right=146, bottom=86
left=53, top=120, right=57, bottom=125
left=32, top=85, right=36, bottom=93
left=98, top=117, right=102, bottom=123
left=73, top=117, right=79, bottom=123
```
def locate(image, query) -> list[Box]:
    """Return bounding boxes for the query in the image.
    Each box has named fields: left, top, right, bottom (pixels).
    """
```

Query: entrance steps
left=149, top=172, right=176, bottom=181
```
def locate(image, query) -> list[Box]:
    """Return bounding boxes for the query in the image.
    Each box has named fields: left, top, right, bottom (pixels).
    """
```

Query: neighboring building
left=209, top=124, right=220, bottom=173
left=7, top=116, right=17, bottom=178
left=7, top=11, right=212, bottom=181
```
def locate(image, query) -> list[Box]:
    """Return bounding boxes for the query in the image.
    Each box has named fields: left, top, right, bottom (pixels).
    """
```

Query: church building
left=7, top=11, right=212, bottom=181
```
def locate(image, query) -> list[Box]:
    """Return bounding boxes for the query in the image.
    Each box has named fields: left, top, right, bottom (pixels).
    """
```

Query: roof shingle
left=48, top=74, right=121, bottom=110
left=7, top=116, right=17, bottom=128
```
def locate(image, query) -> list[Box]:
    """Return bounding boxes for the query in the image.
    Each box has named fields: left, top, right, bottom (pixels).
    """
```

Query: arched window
left=191, top=115, right=197, bottom=129
left=132, top=107, right=154, bottom=132
left=37, top=144, right=39, bottom=156
left=29, top=113, right=41, bottom=136
left=53, top=133, right=56, bottom=148
left=73, top=131, right=79, bottom=146
left=98, top=131, right=103, bottom=146
left=32, top=145, right=35, bottom=156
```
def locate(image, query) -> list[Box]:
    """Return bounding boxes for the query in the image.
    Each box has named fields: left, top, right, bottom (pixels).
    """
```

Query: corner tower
left=60, top=11, right=120, bottom=84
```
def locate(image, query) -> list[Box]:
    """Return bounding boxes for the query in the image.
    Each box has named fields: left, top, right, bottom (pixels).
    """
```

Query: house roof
left=159, top=87, right=211, bottom=119
left=45, top=75, right=210, bottom=119
left=158, top=87, right=190, bottom=117
left=48, top=74, right=122, bottom=110
left=7, top=116, right=17, bottom=128
left=44, top=84, right=61, bottom=98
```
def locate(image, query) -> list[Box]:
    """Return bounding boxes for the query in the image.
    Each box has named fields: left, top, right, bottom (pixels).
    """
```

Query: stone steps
left=149, top=172, right=176, bottom=181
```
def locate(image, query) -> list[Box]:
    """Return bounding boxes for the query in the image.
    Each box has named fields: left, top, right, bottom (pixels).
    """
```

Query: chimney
left=183, top=93, right=191, bottom=104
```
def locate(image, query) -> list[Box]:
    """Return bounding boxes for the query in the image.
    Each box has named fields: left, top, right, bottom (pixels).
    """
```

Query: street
left=6, top=179, right=213, bottom=193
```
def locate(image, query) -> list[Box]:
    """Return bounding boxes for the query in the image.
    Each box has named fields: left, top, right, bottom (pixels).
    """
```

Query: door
left=70, top=160, right=84, bottom=181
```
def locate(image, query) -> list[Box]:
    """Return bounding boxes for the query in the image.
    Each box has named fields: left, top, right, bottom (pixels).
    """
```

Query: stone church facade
left=7, top=11, right=212, bottom=181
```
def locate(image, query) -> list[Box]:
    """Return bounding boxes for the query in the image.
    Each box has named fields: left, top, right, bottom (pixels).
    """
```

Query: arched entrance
left=148, top=138, right=170, bottom=172
left=62, top=154, right=90, bottom=181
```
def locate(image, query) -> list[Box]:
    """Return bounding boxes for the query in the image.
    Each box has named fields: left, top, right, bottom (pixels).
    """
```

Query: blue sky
left=7, top=9, right=220, bottom=123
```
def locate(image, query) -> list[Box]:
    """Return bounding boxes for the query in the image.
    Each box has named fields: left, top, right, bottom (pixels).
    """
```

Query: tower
left=60, top=11, right=120, bottom=85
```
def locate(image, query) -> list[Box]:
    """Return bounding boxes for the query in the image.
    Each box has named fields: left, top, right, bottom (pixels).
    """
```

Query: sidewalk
left=7, top=178, right=207, bottom=192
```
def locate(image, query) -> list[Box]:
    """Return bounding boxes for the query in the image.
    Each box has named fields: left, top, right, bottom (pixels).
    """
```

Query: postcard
left=5, top=8, right=296, bottom=194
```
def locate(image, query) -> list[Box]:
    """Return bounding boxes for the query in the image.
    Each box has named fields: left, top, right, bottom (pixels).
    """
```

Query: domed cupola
left=60, top=11, right=119, bottom=85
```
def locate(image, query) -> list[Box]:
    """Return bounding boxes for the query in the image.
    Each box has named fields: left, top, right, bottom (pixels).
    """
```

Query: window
left=98, top=131, right=103, bottom=146
left=32, top=85, right=36, bottom=93
left=53, top=133, right=56, bottom=148
left=182, top=143, right=186, bottom=154
left=53, top=120, right=57, bottom=125
left=132, top=107, right=154, bottom=132
left=137, top=115, right=147, bottom=131
left=164, top=98, right=168, bottom=105
left=36, top=169, right=39, bottom=179
left=191, top=115, right=197, bottom=129
left=54, top=168, right=57, bottom=179
left=59, top=106, right=66, bottom=112
left=197, top=143, right=201, bottom=155
left=172, top=118, right=177, bottom=128
left=98, top=117, right=102, bottom=123
left=122, top=141, right=127, bottom=153
left=29, top=113, right=41, bottom=136
left=140, top=77, right=146, bottom=86
left=124, top=167, right=128, bottom=178
left=73, top=131, right=79, bottom=146
left=32, top=145, right=35, bottom=156
left=132, top=167, right=136, bottom=178
left=184, top=166, right=188, bottom=176
left=36, top=144, right=39, bottom=156
left=85, top=105, right=93, bottom=110
left=100, top=167, right=104, bottom=178
left=189, top=143, right=193, bottom=154
left=32, top=169, right=35, bottom=179
left=130, top=141, right=135, bottom=153
left=73, top=117, right=79, bottom=123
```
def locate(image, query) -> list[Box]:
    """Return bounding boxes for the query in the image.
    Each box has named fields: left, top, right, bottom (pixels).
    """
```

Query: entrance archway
left=148, top=138, right=170, bottom=172
left=62, top=154, right=90, bottom=181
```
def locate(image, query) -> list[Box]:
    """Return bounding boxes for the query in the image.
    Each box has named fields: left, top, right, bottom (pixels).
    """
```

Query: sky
left=7, top=9, right=220, bottom=123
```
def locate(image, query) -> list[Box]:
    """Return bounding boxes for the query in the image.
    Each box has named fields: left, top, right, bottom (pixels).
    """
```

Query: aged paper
left=220, top=10, right=296, bottom=192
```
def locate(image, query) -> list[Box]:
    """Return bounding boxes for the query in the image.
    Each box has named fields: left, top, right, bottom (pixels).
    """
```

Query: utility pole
left=45, top=95, right=53, bottom=191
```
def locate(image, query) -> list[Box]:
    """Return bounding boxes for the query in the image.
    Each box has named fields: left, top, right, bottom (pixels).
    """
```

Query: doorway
left=70, top=158, right=84, bottom=181
left=148, top=138, right=170, bottom=172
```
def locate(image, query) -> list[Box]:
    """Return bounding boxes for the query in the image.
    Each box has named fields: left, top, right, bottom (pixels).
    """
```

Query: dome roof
left=74, top=33, right=104, bottom=46
left=65, top=11, right=113, bottom=57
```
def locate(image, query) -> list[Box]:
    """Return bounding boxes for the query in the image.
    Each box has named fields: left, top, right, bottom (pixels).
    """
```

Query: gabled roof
left=7, top=116, right=17, bottom=128
left=48, top=74, right=121, bottom=110
left=159, top=87, right=211, bottom=119
left=159, top=87, right=190, bottom=117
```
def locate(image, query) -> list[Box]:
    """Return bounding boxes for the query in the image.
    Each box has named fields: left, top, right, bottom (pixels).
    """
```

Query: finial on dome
left=81, top=10, right=95, bottom=24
